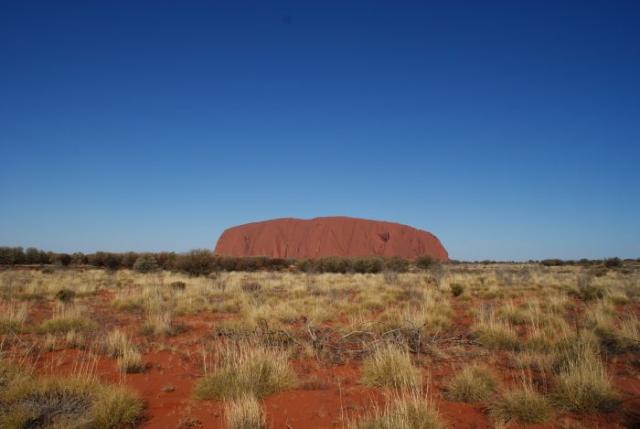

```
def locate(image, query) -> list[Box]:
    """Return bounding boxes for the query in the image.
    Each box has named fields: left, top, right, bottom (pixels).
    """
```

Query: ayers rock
left=214, top=216, right=448, bottom=261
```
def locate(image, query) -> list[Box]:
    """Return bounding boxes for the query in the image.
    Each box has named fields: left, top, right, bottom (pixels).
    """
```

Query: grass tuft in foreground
left=473, top=309, right=520, bottom=351
left=225, top=394, right=266, bottom=429
left=0, top=361, right=143, bottom=429
left=0, top=302, right=28, bottom=334
left=193, top=343, right=296, bottom=400
left=552, top=345, right=620, bottom=413
left=105, top=329, right=144, bottom=373
left=444, top=364, right=498, bottom=403
left=37, top=304, right=96, bottom=335
left=490, top=380, right=551, bottom=425
left=348, top=391, right=442, bottom=429
left=361, top=344, right=421, bottom=390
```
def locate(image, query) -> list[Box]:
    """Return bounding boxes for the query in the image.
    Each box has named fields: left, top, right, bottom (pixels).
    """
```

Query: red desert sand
left=214, top=216, right=448, bottom=261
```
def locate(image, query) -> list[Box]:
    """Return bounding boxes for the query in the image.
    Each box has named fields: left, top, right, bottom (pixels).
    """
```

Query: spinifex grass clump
left=361, top=344, right=421, bottom=390
left=0, top=302, right=27, bottom=334
left=617, top=314, right=640, bottom=351
left=490, top=379, right=552, bottom=425
left=193, top=342, right=296, bottom=400
left=444, top=365, right=498, bottom=403
left=225, top=395, right=266, bottom=429
left=105, top=329, right=144, bottom=373
left=37, top=303, right=96, bottom=334
left=552, top=344, right=620, bottom=413
left=0, top=361, right=142, bottom=429
left=348, top=390, right=442, bottom=429
left=473, top=308, right=520, bottom=350
left=142, top=292, right=176, bottom=336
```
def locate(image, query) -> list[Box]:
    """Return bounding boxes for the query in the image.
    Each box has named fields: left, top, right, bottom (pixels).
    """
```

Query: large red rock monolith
left=214, top=216, right=448, bottom=261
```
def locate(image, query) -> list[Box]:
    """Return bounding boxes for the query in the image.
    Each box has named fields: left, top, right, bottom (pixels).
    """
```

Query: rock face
left=214, top=216, right=448, bottom=261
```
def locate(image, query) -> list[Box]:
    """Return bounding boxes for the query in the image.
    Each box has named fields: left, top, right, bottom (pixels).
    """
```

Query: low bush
left=415, top=256, right=434, bottom=270
left=384, top=257, right=410, bottom=273
left=604, top=257, right=622, bottom=269
left=133, top=255, right=160, bottom=273
left=173, top=250, right=215, bottom=276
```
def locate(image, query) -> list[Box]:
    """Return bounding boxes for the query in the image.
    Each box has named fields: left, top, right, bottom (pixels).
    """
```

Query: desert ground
left=0, top=262, right=639, bottom=428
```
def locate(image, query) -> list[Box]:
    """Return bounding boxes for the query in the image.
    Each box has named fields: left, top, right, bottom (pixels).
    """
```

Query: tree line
left=0, top=246, right=632, bottom=276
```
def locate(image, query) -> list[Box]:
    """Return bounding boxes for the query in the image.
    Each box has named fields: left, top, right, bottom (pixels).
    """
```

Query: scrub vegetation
left=0, top=257, right=638, bottom=427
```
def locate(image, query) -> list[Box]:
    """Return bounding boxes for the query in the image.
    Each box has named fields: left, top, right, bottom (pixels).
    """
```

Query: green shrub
left=384, top=257, right=410, bottom=273
left=174, top=250, right=215, bottom=276
left=133, top=255, right=160, bottom=273
left=317, top=257, right=351, bottom=273
left=604, top=257, right=622, bottom=269
left=415, top=256, right=434, bottom=270
left=353, top=258, right=384, bottom=273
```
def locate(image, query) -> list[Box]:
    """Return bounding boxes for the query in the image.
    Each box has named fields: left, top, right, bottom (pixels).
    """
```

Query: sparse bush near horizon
left=133, top=254, right=160, bottom=273
left=294, top=256, right=414, bottom=274
left=173, top=249, right=216, bottom=276
left=384, top=257, right=410, bottom=273
left=416, top=256, right=434, bottom=269
left=604, top=257, right=623, bottom=268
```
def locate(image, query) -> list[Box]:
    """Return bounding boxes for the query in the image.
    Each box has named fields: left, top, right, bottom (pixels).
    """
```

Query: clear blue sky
left=1, top=1, right=639, bottom=261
